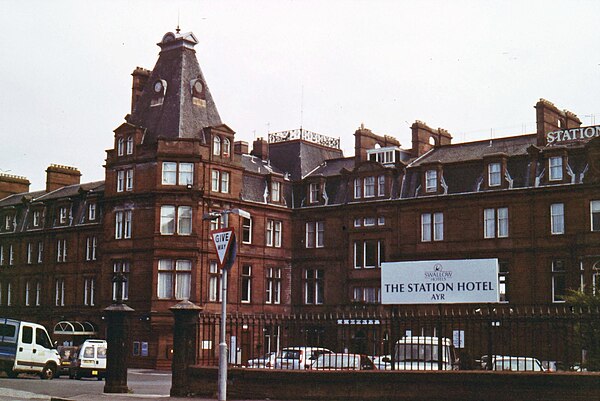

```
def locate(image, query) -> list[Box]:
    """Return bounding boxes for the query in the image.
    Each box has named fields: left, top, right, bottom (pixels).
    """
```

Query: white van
left=0, top=318, right=61, bottom=379
left=274, top=346, right=332, bottom=370
left=70, top=339, right=107, bottom=380
left=394, top=336, right=459, bottom=370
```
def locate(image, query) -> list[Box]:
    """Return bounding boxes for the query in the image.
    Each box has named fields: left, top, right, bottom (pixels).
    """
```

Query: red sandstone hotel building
left=1, top=30, right=600, bottom=369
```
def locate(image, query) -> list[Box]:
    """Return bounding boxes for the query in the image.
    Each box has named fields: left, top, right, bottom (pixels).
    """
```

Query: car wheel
left=40, top=364, right=56, bottom=380
left=6, top=369, right=18, bottom=378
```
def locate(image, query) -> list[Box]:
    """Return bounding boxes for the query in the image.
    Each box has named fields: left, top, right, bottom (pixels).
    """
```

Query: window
left=6, top=282, right=11, bottom=306
left=158, top=259, right=192, bottom=300
left=223, top=138, right=231, bottom=157
left=266, top=219, right=282, bottom=247
left=552, top=259, right=566, bottom=303
left=35, top=281, right=41, bottom=306
left=112, top=261, right=130, bottom=301
left=364, top=176, right=375, bottom=198
left=593, top=263, right=600, bottom=295
left=354, top=218, right=361, bottom=227
left=162, top=162, right=177, bottom=185
left=305, top=221, right=324, bottom=248
left=421, top=212, right=444, bottom=242
left=364, top=217, right=376, bottom=226
left=213, top=136, right=221, bottom=156
left=549, top=156, right=563, bottom=181
left=551, top=203, right=565, bottom=235
left=591, top=200, right=600, bottom=231
left=309, top=183, right=319, bottom=203
left=86, top=237, right=97, bottom=261
left=37, top=242, right=43, bottom=264
left=425, top=169, right=437, bottom=192
left=211, top=170, right=220, bottom=192
left=272, top=181, right=281, bottom=202
left=56, top=239, right=67, bottom=263
left=88, top=203, right=96, bottom=221
left=488, top=162, right=501, bottom=187
left=242, top=217, right=252, bottom=244
left=125, top=169, right=134, bottom=191
left=8, top=245, right=13, bottom=266
left=27, top=243, right=33, bottom=264
left=84, top=278, right=95, bottom=306
left=59, top=207, right=68, bottom=224
left=32, top=211, right=40, bottom=227
left=25, top=281, right=31, bottom=306
left=55, top=279, right=65, bottom=306
left=378, top=216, right=385, bottom=226
left=498, top=261, right=509, bottom=303
left=354, top=178, right=362, bottom=199
left=241, top=265, right=252, bottom=303
left=354, top=240, right=384, bottom=268
left=126, top=136, right=134, bottom=155
left=160, top=206, right=175, bottom=235
left=115, top=210, right=132, bottom=239
left=352, top=287, right=379, bottom=303
left=179, top=163, right=193, bottom=185
left=117, top=137, right=124, bottom=156
left=484, top=207, right=509, bottom=238
left=304, top=269, right=324, bottom=305
left=117, top=170, right=125, bottom=192
left=221, top=171, right=230, bottom=193
left=265, top=267, right=281, bottom=304
left=160, top=206, right=192, bottom=235
left=208, top=260, right=221, bottom=302
left=378, top=175, right=385, bottom=196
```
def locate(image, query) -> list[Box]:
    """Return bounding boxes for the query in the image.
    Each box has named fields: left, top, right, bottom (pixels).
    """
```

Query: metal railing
left=195, top=306, right=600, bottom=372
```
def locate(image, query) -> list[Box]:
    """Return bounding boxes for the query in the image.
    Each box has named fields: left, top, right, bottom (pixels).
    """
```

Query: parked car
left=491, top=356, right=545, bottom=372
left=246, top=352, right=276, bottom=369
left=311, top=353, right=375, bottom=370
left=70, top=339, right=107, bottom=380
left=274, top=347, right=332, bottom=370
left=394, top=336, right=459, bottom=370
left=372, top=355, right=392, bottom=370
left=56, top=346, right=79, bottom=376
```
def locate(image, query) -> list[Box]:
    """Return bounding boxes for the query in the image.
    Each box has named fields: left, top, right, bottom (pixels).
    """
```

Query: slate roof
left=268, top=140, right=344, bottom=181
left=241, top=154, right=285, bottom=176
left=127, top=31, right=222, bottom=143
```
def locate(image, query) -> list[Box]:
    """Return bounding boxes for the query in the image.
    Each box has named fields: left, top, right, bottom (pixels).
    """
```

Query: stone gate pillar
left=170, top=300, right=202, bottom=397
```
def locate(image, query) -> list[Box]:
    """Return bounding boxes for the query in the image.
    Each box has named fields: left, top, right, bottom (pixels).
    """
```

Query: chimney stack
left=251, top=138, right=269, bottom=160
left=131, top=67, right=151, bottom=113
left=46, top=164, right=81, bottom=192
left=0, top=173, right=30, bottom=199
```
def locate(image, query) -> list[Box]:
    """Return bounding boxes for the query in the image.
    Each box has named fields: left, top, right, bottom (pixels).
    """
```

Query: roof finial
left=176, top=9, right=181, bottom=34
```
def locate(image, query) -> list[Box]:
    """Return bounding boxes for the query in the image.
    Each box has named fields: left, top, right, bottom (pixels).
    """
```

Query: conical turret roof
left=127, top=31, right=222, bottom=142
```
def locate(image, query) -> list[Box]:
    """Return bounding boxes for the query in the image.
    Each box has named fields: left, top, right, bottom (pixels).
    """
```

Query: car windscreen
left=279, top=350, right=301, bottom=359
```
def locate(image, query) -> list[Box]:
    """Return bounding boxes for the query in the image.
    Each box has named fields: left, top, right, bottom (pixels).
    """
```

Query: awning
left=53, top=321, right=98, bottom=336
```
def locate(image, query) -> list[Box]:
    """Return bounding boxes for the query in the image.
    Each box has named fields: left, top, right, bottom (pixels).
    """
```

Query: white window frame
left=86, top=236, right=97, bottom=261
left=179, top=162, right=194, bottom=186
left=221, top=171, right=230, bottom=193
left=223, top=138, right=231, bottom=157
left=117, top=170, right=125, bottom=192
left=552, top=260, right=566, bottom=303
left=160, top=206, right=176, bottom=235
left=549, top=156, right=563, bottom=181
left=37, top=242, right=43, bottom=263
left=425, top=169, right=437, bottom=192
left=88, top=203, right=96, bottom=221
left=354, top=239, right=383, bottom=268
left=590, top=200, right=600, bottom=232
left=125, top=168, right=134, bottom=191
left=25, top=280, right=31, bottom=306
left=378, top=175, right=385, bottom=196
left=162, top=162, right=177, bottom=185
left=551, top=203, right=565, bottom=235
left=488, top=162, right=501, bottom=187
left=272, top=181, right=281, bottom=202
left=8, top=244, right=13, bottom=266
left=309, top=183, right=319, bottom=203
left=304, top=269, right=324, bottom=305
left=213, top=136, right=221, bottom=156
left=354, top=178, right=362, bottom=199
left=177, top=206, right=192, bottom=235
left=211, top=170, right=220, bottom=192
left=126, top=136, right=134, bottom=155
left=55, top=279, right=65, bottom=306
left=32, top=211, right=40, bottom=227
left=241, top=265, right=252, bottom=303
left=364, top=176, right=375, bottom=198
left=35, top=281, right=41, bottom=306
left=59, top=207, right=68, bottom=224
left=208, top=260, right=221, bottom=302
left=265, top=267, right=281, bottom=304
left=242, top=217, right=252, bottom=244
left=112, top=261, right=130, bottom=301
left=56, top=239, right=67, bottom=263
left=27, top=243, right=33, bottom=264
left=117, top=137, right=124, bottom=156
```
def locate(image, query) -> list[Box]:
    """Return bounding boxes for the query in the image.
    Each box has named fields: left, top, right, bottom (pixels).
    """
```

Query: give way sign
left=211, top=227, right=236, bottom=269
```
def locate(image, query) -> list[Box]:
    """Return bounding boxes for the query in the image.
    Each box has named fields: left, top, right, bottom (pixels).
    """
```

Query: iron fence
left=195, top=306, right=600, bottom=372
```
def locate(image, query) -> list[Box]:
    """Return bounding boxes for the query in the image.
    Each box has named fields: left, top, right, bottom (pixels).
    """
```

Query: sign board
left=546, top=124, right=600, bottom=145
left=210, top=228, right=235, bottom=269
left=381, top=259, right=499, bottom=304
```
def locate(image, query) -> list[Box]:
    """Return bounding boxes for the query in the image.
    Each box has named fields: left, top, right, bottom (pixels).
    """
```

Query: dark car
left=56, top=346, right=79, bottom=377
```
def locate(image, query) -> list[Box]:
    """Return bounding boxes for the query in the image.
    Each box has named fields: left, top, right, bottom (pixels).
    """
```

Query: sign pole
left=218, top=269, right=228, bottom=401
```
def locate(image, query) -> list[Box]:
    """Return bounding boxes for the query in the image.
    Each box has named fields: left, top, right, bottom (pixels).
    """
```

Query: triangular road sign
left=211, top=227, right=235, bottom=268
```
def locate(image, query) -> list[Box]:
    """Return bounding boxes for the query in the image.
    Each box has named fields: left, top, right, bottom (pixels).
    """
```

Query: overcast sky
left=1, top=0, right=600, bottom=191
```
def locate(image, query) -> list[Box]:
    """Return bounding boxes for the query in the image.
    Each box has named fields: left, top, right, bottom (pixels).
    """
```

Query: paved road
left=0, top=369, right=216, bottom=401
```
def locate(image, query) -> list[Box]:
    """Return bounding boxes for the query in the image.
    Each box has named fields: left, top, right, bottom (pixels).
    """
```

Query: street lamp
left=203, top=207, right=248, bottom=401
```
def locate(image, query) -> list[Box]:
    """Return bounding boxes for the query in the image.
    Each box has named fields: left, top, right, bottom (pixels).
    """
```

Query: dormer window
left=88, top=203, right=96, bottom=221
left=32, top=211, right=40, bottom=227
left=126, top=136, right=134, bottom=155
left=549, top=156, right=563, bottom=181
left=354, top=178, right=362, bottom=199
left=213, top=136, right=221, bottom=156
left=309, top=183, right=319, bottom=203
left=378, top=175, right=386, bottom=196
left=272, top=181, right=281, bottom=202
left=367, top=146, right=400, bottom=165
left=117, top=137, right=124, bottom=156
left=425, top=169, right=437, bottom=193
left=151, top=80, right=166, bottom=107
left=488, top=162, right=501, bottom=187
left=59, top=207, right=68, bottom=225
left=364, top=176, right=375, bottom=197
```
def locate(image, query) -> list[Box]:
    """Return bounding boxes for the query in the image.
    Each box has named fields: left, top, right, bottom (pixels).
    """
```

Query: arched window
left=429, top=136, right=437, bottom=146
left=126, top=136, right=134, bottom=155
left=213, top=136, right=221, bottom=156
left=223, top=138, right=231, bottom=157
left=117, top=138, right=124, bottom=156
